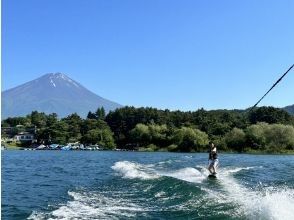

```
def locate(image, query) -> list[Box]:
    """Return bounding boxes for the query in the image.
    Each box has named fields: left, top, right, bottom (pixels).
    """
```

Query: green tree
left=130, top=124, right=150, bottom=147
left=106, top=106, right=165, bottom=147
left=96, top=107, right=106, bottom=120
left=245, top=122, right=268, bottom=150
left=31, top=111, right=47, bottom=128
left=81, top=119, right=109, bottom=134
left=225, top=128, right=246, bottom=152
left=63, top=113, right=83, bottom=143
left=245, top=123, right=294, bottom=152
left=264, top=124, right=294, bottom=151
left=50, top=120, right=69, bottom=144
left=148, top=124, right=169, bottom=147
left=83, top=128, right=115, bottom=149
left=172, top=127, right=209, bottom=152
left=87, top=111, right=97, bottom=119
left=46, top=113, right=58, bottom=127
left=130, top=123, right=170, bottom=149
left=248, top=106, right=292, bottom=124
left=3, top=116, right=31, bottom=127
left=209, top=122, right=231, bottom=136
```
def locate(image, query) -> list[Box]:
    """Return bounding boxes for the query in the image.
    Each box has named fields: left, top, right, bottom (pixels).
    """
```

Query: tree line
left=2, top=106, right=294, bottom=152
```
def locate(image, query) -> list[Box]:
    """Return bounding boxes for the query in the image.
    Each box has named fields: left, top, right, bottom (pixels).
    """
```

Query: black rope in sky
left=249, top=64, right=294, bottom=112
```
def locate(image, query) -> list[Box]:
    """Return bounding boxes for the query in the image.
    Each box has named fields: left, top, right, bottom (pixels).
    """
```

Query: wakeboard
left=208, top=174, right=217, bottom=178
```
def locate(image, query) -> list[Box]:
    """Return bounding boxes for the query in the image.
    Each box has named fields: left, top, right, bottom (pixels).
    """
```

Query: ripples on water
left=2, top=151, right=294, bottom=220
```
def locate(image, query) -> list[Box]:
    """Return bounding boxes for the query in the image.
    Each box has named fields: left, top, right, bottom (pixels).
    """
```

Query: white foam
left=157, top=160, right=172, bottom=165
left=195, top=165, right=211, bottom=175
left=28, top=191, right=146, bottom=220
left=112, top=161, right=206, bottom=183
left=221, top=166, right=258, bottom=175
left=155, top=191, right=166, bottom=198
left=27, top=211, right=47, bottom=220
left=161, top=167, right=205, bottom=183
left=111, top=161, right=159, bottom=180
left=217, top=168, right=294, bottom=220
left=260, top=188, right=294, bottom=220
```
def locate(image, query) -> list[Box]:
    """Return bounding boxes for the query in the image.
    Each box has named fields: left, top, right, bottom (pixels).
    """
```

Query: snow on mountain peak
left=2, top=72, right=122, bottom=118
left=46, top=73, right=80, bottom=88
left=50, top=78, right=56, bottom=87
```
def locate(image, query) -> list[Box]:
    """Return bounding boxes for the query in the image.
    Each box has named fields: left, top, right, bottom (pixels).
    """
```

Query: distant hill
left=283, top=104, right=294, bottom=115
left=2, top=73, right=122, bottom=118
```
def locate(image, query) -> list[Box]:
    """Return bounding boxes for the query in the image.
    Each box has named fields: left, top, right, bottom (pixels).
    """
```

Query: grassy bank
left=3, top=143, right=22, bottom=150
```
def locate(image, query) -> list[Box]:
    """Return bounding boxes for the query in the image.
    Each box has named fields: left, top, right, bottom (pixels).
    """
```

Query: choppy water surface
left=2, top=151, right=294, bottom=219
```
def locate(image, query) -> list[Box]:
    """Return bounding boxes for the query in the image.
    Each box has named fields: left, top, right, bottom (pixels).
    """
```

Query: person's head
left=209, top=142, right=214, bottom=148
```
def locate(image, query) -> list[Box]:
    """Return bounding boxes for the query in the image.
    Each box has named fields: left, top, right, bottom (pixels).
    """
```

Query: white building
left=14, top=132, right=36, bottom=142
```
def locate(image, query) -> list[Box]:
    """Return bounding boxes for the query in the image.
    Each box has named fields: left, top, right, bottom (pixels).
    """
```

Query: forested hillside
left=284, top=104, right=294, bottom=115
left=2, top=106, right=294, bottom=153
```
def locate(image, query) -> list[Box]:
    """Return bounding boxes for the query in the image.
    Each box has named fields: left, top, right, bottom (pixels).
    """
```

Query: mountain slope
left=283, top=104, right=294, bottom=115
left=2, top=73, right=122, bottom=118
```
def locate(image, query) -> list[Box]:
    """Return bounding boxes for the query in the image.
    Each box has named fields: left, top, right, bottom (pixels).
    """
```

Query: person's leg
left=212, top=160, right=218, bottom=174
left=211, top=162, right=216, bottom=174
left=208, top=162, right=214, bottom=174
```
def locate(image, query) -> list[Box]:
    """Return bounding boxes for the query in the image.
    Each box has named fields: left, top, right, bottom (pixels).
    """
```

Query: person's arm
left=212, top=151, right=218, bottom=160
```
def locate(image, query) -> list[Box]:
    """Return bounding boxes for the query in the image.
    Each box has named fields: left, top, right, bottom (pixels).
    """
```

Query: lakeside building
left=1, top=125, right=37, bottom=144
left=14, top=132, right=36, bottom=142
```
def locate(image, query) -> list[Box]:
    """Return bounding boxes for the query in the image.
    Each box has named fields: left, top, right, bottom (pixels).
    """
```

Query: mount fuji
left=2, top=73, right=122, bottom=118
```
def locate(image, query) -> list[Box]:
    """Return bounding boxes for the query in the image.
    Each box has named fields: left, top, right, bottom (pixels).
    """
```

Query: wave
left=260, top=187, right=294, bottom=220
left=29, top=161, right=293, bottom=220
left=221, top=166, right=261, bottom=175
left=161, top=164, right=294, bottom=220
left=112, top=161, right=206, bottom=183
left=216, top=168, right=294, bottom=220
left=28, top=190, right=147, bottom=220
left=111, top=161, right=159, bottom=180
left=111, top=161, right=260, bottom=184
left=160, top=167, right=205, bottom=183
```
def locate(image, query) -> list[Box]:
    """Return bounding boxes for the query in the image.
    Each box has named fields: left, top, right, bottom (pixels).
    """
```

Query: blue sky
left=2, top=0, right=294, bottom=111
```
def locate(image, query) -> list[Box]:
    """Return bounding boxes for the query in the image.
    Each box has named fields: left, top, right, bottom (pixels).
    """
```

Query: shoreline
left=3, top=145, right=294, bottom=155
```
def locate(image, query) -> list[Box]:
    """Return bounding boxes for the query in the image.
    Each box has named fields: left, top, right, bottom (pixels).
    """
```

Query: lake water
left=2, top=151, right=294, bottom=220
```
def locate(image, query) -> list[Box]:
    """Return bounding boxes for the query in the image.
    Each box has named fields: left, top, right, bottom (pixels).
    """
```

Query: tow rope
left=249, top=64, right=294, bottom=111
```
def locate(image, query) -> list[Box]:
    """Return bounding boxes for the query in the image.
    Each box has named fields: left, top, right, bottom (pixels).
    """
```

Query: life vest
left=209, top=149, right=218, bottom=160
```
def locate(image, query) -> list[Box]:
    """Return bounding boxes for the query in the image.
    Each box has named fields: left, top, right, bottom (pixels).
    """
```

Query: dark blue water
left=2, top=151, right=294, bottom=219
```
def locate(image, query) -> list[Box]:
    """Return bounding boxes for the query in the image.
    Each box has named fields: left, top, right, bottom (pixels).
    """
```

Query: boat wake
left=28, top=160, right=294, bottom=220
left=28, top=190, right=147, bottom=220
left=160, top=167, right=205, bottom=183
left=111, top=160, right=205, bottom=183
left=112, top=160, right=294, bottom=220
left=216, top=168, right=294, bottom=220
left=111, top=161, right=159, bottom=180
